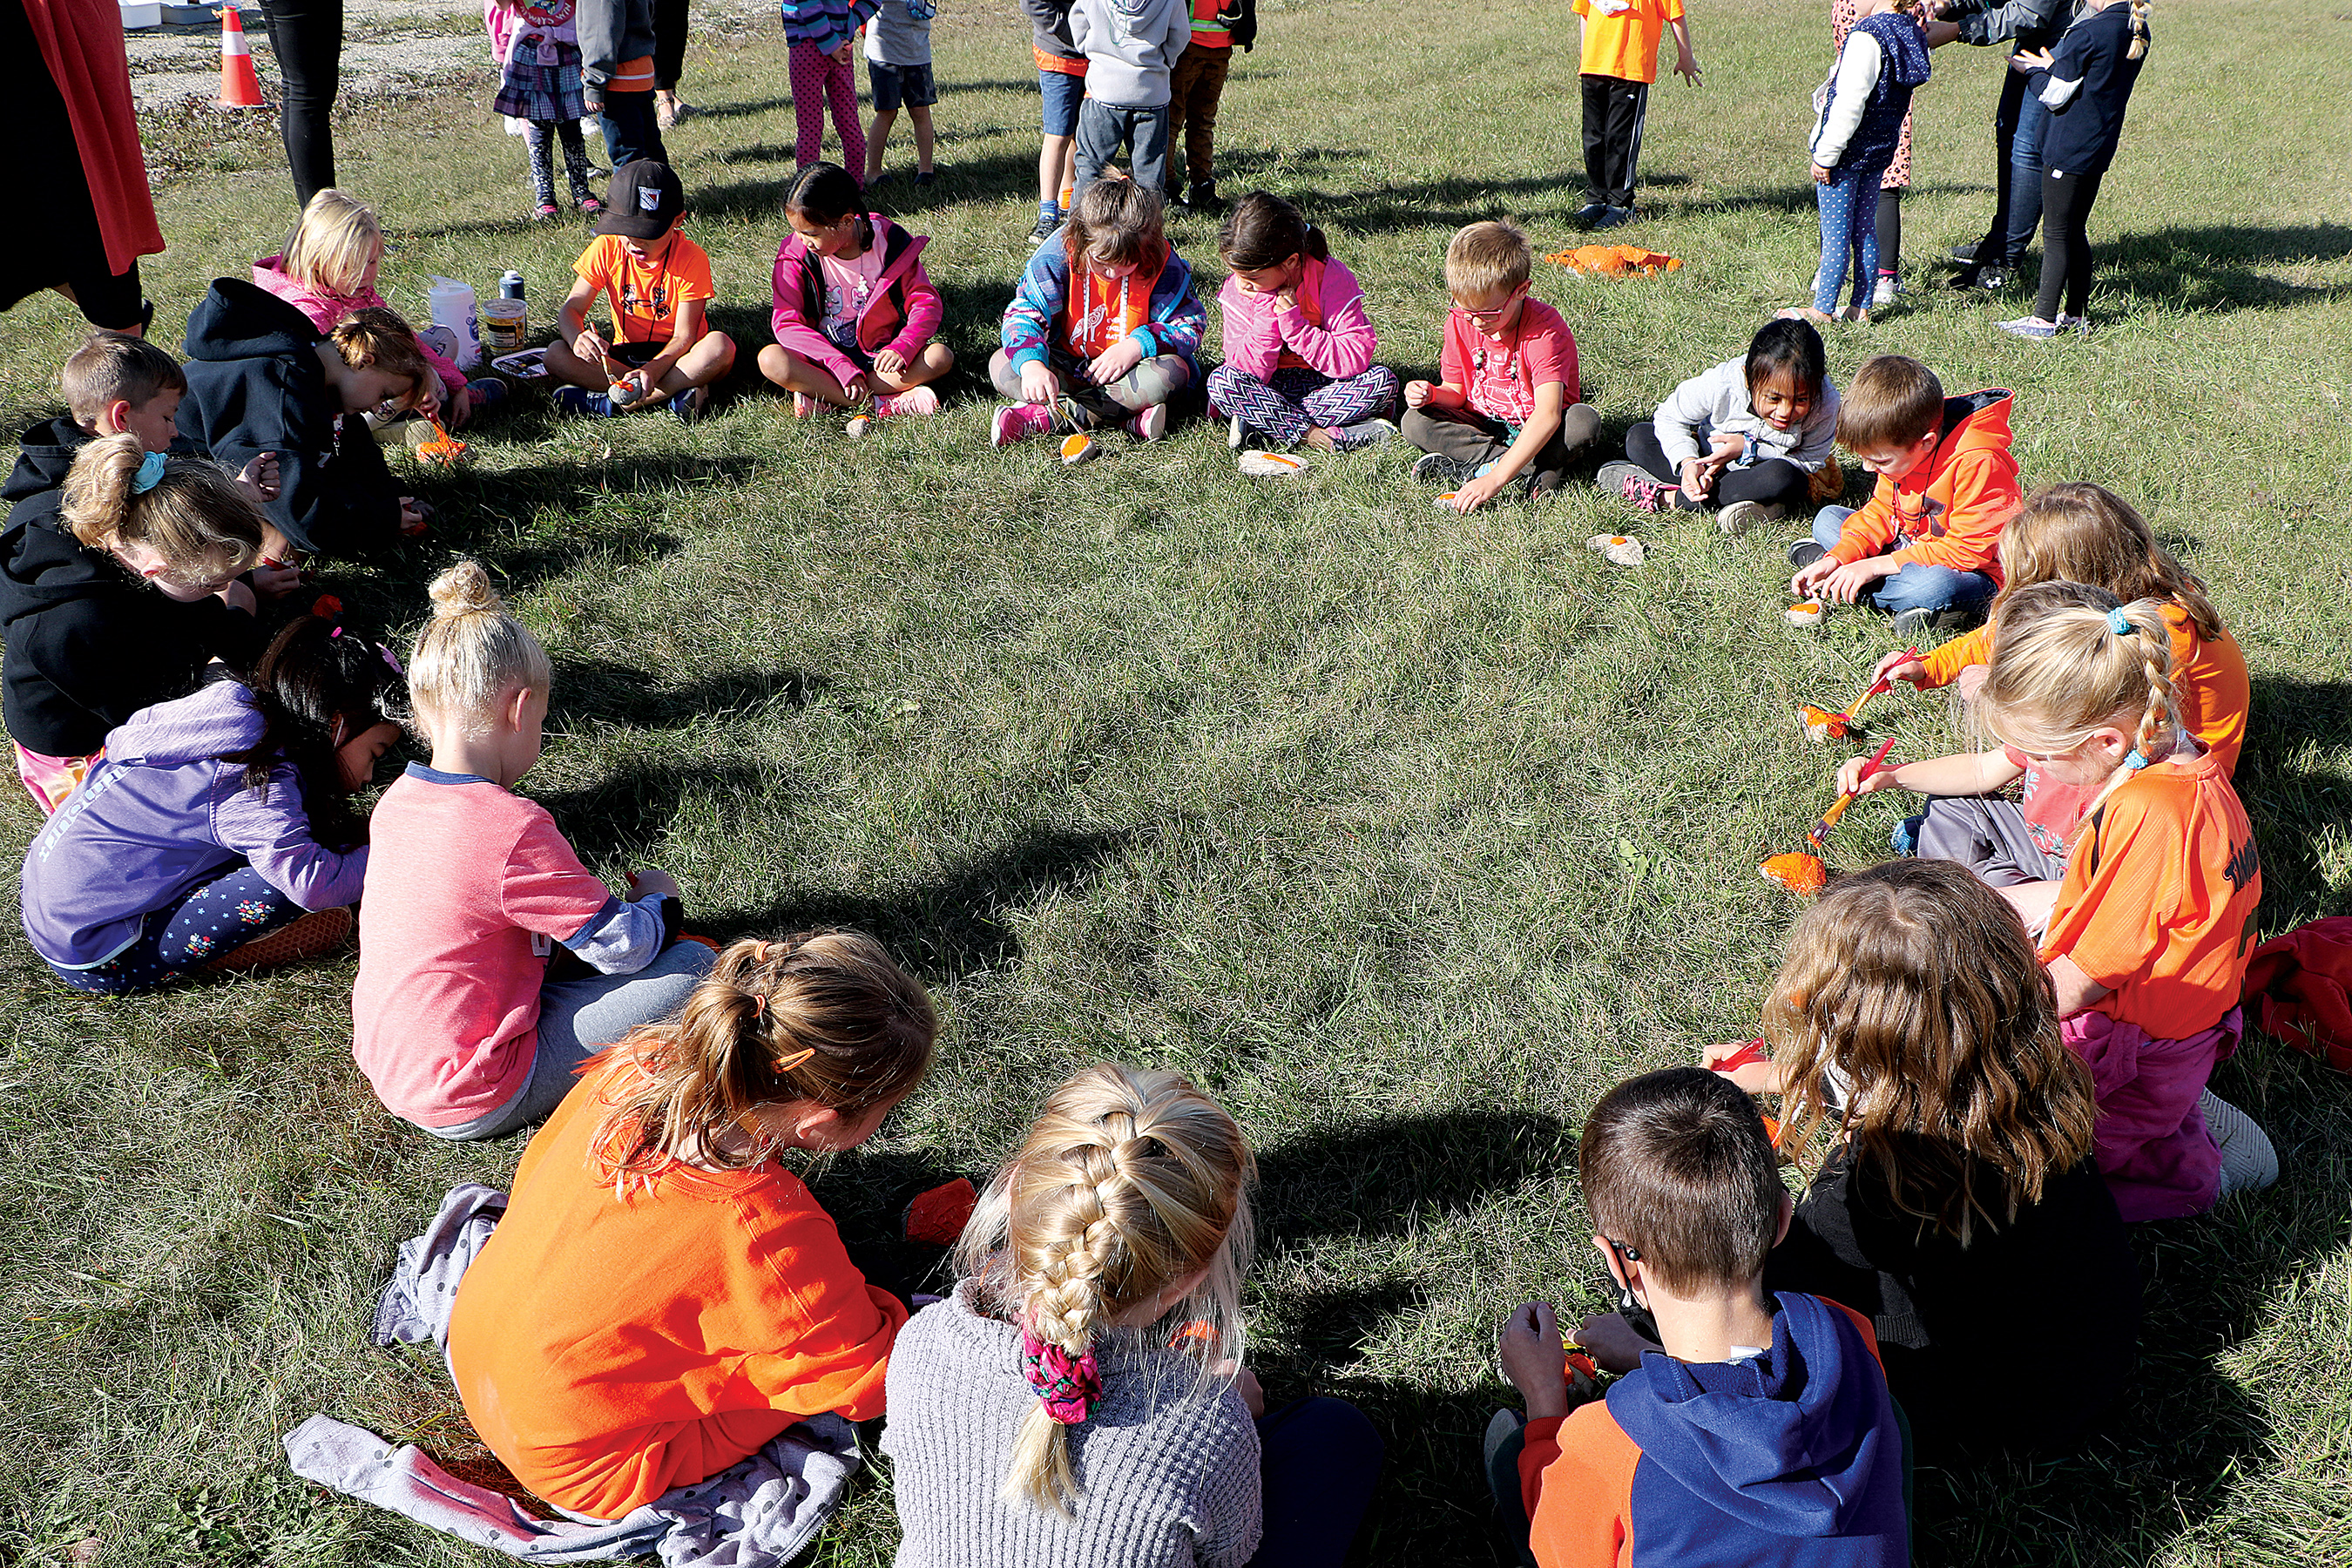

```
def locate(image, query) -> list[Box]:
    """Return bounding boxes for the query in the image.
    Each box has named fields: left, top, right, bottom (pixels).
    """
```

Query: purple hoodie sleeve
left=210, top=764, right=369, bottom=911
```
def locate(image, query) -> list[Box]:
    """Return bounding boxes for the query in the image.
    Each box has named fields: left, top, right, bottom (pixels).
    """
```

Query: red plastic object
left=1709, top=1039, right=1770, bottom=1074
left=904, top=1177, right=977, bottom=1247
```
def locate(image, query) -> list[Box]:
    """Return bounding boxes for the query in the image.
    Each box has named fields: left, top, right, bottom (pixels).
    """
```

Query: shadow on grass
left=2101, top=223, right=2352, bottom=314
left=534, top=757, right=774, bottom=866
left=2240, top=676, right=2352, bottom=929
left=550, top=656, right=830, bottom=730
left=422, top=451, right=760, bottom=589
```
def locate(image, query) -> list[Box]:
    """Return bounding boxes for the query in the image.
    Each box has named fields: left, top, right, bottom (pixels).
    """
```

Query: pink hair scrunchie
left=1019, top=1326, right=1102, bottom=1425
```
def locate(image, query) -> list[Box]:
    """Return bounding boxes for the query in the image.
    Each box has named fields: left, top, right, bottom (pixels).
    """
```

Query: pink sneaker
left=875, top=386, right=940, bottom=417
left=791, top=392, right=817, bottom=418
left=991, top=402, right=1052, bottom=447
left=1127, top=403, right=1168, bottom=442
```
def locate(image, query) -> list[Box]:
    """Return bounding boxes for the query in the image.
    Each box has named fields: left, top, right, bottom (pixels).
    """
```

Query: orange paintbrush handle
left=1808, top=789, right=1858, bottom=845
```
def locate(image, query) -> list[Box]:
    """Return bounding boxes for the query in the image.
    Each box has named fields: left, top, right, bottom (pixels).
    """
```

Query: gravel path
left=123, top=0, right=485, bottom=109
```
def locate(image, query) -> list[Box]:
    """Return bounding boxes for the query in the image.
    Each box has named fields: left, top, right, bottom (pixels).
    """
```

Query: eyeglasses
left=1600, top=1233, right=1663, bottom=1345
left=1455, top=292, right=1523, bottom=321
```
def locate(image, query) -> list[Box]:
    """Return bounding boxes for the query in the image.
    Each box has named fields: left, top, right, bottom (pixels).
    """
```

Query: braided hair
left=1977, top=580, right=2181, bottom=816
left=2126, top=0, right=2151, bottom=58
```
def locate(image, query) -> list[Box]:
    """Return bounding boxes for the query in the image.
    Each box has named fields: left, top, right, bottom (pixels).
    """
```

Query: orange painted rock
left=1799, top=703, right=1848, bottom=741
left=1060, top=432, right=1098, bottom=465
left=416, top=437, right=468, bottom=467
left=1760, top=852, right=1828, bottom=894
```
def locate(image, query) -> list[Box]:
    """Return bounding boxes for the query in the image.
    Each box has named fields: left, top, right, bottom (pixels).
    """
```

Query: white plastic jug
left=426, top=276, right=482, bottom=371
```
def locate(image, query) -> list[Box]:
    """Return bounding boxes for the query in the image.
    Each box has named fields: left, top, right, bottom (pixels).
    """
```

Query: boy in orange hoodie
left=1788, top=354, right=2020, bottom=635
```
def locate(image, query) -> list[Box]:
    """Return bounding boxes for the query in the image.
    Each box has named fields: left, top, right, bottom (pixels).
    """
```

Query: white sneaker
left=1227, top=411, right=1248, bottom=450
left=1129, top=404, right=1168, bottom=442
left=1872, top=274, right=1901, bottom=308
left=1716, top=499, right=1785, bottom=537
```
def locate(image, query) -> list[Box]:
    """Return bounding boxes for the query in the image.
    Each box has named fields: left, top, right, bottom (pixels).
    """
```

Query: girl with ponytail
left=1836, top=580, right=2275, bottom=1220
left=1206, top=192, right=1400, bottom=454
left=884, top=1062, right=1382, bottom=1566
left=448, top=933, right=936, bottom=1522
left=351, top=559, right=714, bottom=1141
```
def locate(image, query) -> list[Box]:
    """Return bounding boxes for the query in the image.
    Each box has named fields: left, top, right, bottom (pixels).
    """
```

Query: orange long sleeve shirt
left=1828, top=391, right=2020, bottom=581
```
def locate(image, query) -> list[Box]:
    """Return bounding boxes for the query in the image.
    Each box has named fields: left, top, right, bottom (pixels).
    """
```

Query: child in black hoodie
left=175, top=280, right=435, bottom=563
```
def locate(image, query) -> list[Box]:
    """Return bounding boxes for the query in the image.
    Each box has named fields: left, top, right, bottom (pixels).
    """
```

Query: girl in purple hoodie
left=1205, top=193, right=1398, bottom=454
left=20, top=613, right=403, bottom=994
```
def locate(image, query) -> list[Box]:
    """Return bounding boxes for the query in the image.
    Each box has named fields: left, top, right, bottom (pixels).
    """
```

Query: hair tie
left=773, top=1045, right=814, bottom=1073
left=1020, top=1326, right=1101, bottom=1425
left=2123, top=749, right=2153, bottom=771
left=2105, top=607, right=2135, bottom=636
left=131, top=450, right=167, bottom=495
left=329, top=625, right=345, bottom=639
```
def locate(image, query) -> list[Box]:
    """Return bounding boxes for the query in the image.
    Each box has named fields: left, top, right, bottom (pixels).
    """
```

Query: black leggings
left=1626, top=421, right=1810, bottom=510
left=655, top=0, right=689, bottom=88
left=262, top=0, right=343, bottom=206
left=1876, top=188, right=1902, bottom=274
left=2034, top=166, right=2105, bottom=321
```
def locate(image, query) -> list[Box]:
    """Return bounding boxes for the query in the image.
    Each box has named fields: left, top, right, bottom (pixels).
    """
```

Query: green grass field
left=4, top=0, right=2352, bottom=1561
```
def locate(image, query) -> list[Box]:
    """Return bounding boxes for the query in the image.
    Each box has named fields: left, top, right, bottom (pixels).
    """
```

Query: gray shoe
left=1334, top=417, right=1397, bottom=450
left=1787, top=537, right=1828, bottom=570
left=1591, top=205, right=1635, bottom=231
left=1889, top=605, right=1971, bottom=637
left=1571, top=200, right=1609, bottom=226
left=1412, top=451, right=1471, bottom=487
left=1716, top=498, right=1784, bottom=537
left=2202, top=1088, right=2281, bottom=1195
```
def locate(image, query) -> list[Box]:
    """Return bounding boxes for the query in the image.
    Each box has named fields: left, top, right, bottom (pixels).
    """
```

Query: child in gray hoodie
left=1069, top=0, right=1191, bottom=200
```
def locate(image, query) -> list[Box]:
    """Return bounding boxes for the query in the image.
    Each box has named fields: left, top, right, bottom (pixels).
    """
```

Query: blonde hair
left=1995, top=482, right=2224, bottom=642
left=1767, top=860, right=2098, bottom=1246
left=956, top=1064, right=1254, bottom=1517
left=1977, top=580, right=2179, bottom=814
left=61, top=331, right=185, bottom=426
left=281, top=188, right=385, bottom=300
left=2126, top=0, right=2150, bottom=58
left=589, top=933, right=936, bottom=1180
left=404, top=559, right=552, bottom=733
left=1444, top=219, right=1532, bottom=298
left=328, top=307, right=433, bottom=402
left=59, top=433, right=263, bottom=591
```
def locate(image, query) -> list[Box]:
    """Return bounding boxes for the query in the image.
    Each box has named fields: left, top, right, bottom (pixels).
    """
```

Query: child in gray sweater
left=1068, top=0, right=1191, bottom=200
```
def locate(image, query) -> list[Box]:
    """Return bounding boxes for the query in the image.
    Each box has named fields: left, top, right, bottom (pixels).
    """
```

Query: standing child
left=782, top=0, right=880, bottom=174
left=578, top=0, right=665, bottom=168
left=1206, top=193, right=1398, bottom=454
left=1024, top=0, right=1087, bottom=241
left=1836, top=583, right=2277, bottom=1220
left=1569, top=0, right=1703, bottom=229
left=1165, top=0, right=1253, bottom=213
left=546, top=160, right=738, bottom=421
left=1832, top=0, right=1915, bottom=308
left=447, top=933, right=933, bottom=1518
left=21, top=613, right=401, bottom=994
left=1996, top=0, right=2152, bottom=339
left=990, top=178, right=1203, bottom=448
left=1784, top=0, right=1930, bottom=325
left=1402, top=220, right=1601, bottom=513
left=1707, top=860, right=2143, bottom=1458
left=884, top=1062, right=1382, bottom=1565
left=758, top=163, right=954, bottom=422
left=1067, top=0, right=1190, bottom=199
left=1597, top=315, right=1840, bottom=534
left=350, top=560, right=717, bottom=1141
left=1488, top=1068, right=1908, bottom=1566
left=864, top=0, right=938, bottom=186
left=1787, top=353, right=2017, bottom=634
left=486, top=0, right=605, bottom=221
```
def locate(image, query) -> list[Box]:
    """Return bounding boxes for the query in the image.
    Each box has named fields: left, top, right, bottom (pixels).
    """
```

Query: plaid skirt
left=494, top=39, right=585, bottom=123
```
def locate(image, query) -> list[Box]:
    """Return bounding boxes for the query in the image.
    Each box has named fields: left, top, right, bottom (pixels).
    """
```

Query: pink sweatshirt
left=1213, top=254, right=1377, bottom=382
left=767, top=215, right=943, bottom=390
left=250, top=255, right=468, bottom=400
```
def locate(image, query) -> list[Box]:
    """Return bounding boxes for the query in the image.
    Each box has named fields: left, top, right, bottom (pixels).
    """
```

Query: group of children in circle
left=0, top=125, right=2282, bottom=1568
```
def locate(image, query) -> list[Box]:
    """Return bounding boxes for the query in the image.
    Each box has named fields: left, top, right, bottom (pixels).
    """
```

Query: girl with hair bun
left=351, top=559, right=714, bottom=1141
left=448, top=931, right=936, bottom=1521
left=0, top=432, right=267, bottom=812
left=20, top=609, right=402, bottom=993
left=883, top=1062, right=1382, bottom=1566
left=1836, top=580, right=2274, bottom=1220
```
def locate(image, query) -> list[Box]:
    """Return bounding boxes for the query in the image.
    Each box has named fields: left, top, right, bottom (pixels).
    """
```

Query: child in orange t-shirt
left=446, top=932, right=936, bottom=1519
left=544, top=159, right=737, bottom=421
left=1570, top=0, right=1702, bottom=228
left=1839, top=583, right=2274, bottom=1221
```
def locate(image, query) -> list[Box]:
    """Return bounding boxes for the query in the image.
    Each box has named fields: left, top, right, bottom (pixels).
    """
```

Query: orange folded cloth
left=1545, top=244, right=1683, bottom=276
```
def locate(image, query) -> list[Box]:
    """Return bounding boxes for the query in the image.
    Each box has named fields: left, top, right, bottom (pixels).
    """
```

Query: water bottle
left=499, top=269, right=526, bottom=301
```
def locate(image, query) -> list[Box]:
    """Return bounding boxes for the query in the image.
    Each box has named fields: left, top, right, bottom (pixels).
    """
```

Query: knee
left=1812, top=504, right=1850, bottom=544
left=755, top=342, right=794, bottom=383
left=703, top=331, right=738, bottom=372
left=1559, top=401, right=1601, bottom=446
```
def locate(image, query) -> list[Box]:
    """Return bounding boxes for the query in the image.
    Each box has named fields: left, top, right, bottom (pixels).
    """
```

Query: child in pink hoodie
left=755, top=162, right=953, bottom=422
left=1206, top=192, right=1397, bottom=452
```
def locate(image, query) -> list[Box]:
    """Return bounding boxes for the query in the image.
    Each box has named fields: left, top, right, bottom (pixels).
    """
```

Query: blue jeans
left=1247, top=1397, right=1383, bottom=1568
left=2003, top=91, right=2050, bottom=264
left=597, top=89, right=666, bottom=172
left=1814, top=505, right=1996, bottom=620
left=1073, top=98, right=1170, bottom=202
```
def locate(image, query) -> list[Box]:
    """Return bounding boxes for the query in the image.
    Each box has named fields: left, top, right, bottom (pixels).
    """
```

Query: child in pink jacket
left=754, top=163, right=954, bottom=422
left=1206, top=192, right=1398, bottom=452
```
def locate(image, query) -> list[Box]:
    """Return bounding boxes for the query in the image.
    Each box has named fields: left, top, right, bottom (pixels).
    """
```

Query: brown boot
left=205, top=906, right=355, bottom=974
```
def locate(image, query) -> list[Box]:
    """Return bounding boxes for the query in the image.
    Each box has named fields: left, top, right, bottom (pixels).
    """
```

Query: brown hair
left=61, top=331, right=186, bottom=426
left=1217, top=192, right=1329, bottom=273
left=1993, top=481, right=2224, bottom=642
left=1766, top=860, right=2099, bottom=1244
left=1578, top=1068, right=1782, bottom=1295
left=1444, top=219, right=1532, bottom=298
left=589, top=932, right=936, bottom=1180
left=1835, top=354, right=1944, bottom=452
left=1062, top=177, right=1167, bottom=273
left=1978, top=580, right=2180, bottom=812
left=327, top=307, right=433, bottom=401
left=59, top=433, right=264, bottom=591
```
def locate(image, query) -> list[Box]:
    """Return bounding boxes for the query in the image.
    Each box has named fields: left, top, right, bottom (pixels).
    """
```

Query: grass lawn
left=5, top=0, right=2352, bottom=1561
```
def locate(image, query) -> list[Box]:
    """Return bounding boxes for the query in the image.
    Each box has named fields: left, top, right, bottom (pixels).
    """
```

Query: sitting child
left=1839, top=582, right=2276, bottom=1219
left=251, top=189, right=495, bottom=428
left=21, top=612, right=401, bottom=993
left=1875, top=481, right=2248, bottom=774
left=990, top=177, right=1204, bottom=449
left=1490, top=1067, right=1908, bottom=1566
left=756, top=162, right=953, bottom=422
left=178, top=285, right=434, bottom=560
left=884, top=1062, right=1382, bottom=1565
left=350, top=560, right=716, bottom=1141
left=1707, top=860, right=2141, bottom=1458
left=1402, top=220, right=1601, bottom=514
left=1788, top=353, right=2017, bottom=634
left=547, top=159, right=738, bottom=421
left=1596, top=316, right=1841, bottom=536
left=1206, top=192, right=1399, bottom=454
left=447, top=933, right=933, bottom=1519
left=1, top=434, right=265, bottom=813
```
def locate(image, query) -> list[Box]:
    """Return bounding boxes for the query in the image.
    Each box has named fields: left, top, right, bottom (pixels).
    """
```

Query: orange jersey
left=1571, top=0, right=1686, bottom=83
left=2041, top=748, right=2262, bottom=1038
left=1827, top=391, right=2021, bottom=582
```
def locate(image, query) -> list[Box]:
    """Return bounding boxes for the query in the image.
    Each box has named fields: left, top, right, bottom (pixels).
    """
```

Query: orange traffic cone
left=217, top=7, right=265, bottom=109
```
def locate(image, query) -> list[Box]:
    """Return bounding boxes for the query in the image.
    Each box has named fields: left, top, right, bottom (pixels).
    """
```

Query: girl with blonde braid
left=1839, top=581, right=2274, bottom=1220
left=448, top=931, right=936, bottom=1521
left=883, top=1062, right=1382, bottom=1566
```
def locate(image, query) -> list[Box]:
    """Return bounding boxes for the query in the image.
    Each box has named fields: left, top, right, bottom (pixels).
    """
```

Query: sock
left=1038, top=199, right=1060, bottom=224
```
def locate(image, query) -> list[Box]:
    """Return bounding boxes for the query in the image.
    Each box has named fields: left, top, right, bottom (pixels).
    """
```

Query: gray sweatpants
left=989, top=347, right=1191, bottom=430
left=1912, top=794, right=2069, bottom=890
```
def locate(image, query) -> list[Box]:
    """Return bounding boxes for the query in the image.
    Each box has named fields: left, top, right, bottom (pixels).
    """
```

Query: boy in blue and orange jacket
left=1489, top=1068, right=1909, bottom=1567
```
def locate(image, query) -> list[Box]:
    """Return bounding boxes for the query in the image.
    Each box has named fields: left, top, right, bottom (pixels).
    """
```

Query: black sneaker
left=1590, top=206, right=1635, bottom=231
left=1948, top=241, right=1985, bottom=264
left=1187, top=181, right=1224, bottom=213
left=1787, top=537, right=1828, bottom=570
left=1027, top=213, right=1060, bottom=244
left=1571, top=200, right=1610, bottom=226
left=913, top=169, right=936, bottom=187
